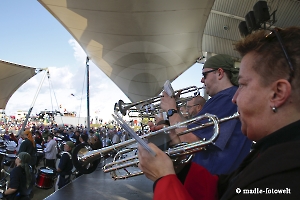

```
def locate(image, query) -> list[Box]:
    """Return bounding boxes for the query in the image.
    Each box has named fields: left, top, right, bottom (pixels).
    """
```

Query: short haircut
left=234, top=27, right=300, bottom=90
left=193, top=96, right=206, bottom=107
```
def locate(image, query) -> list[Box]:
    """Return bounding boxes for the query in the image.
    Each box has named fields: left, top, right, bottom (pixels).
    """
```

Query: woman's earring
left=272, top=106, right=277, bottom=113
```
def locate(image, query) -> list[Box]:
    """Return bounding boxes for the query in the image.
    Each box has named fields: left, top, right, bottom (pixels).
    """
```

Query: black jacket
left=219, top=120, right=300, bottom=200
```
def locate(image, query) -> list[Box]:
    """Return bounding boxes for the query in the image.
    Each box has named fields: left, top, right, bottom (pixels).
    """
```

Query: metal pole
left=19, top=68, right=49, bottom=135
left=86, top=57, right=90, bottom=132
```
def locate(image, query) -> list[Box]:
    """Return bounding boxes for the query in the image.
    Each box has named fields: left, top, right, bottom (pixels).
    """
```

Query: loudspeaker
left=253, top=1, right=270, bottom=24
left=238, top=21, right=250, bottom=38
left=245, top=11, right=260, bottom=32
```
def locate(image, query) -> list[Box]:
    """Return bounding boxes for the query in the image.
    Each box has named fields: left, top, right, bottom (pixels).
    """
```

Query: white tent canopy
left=0, top=59, right=36, bottom=109
left=38, top=0, right=214, bottom=102
left=38, top=0, right=300, bottom=103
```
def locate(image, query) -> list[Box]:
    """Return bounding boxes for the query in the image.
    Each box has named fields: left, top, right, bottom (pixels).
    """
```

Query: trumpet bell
left=72, top=143, right=101, bottom=174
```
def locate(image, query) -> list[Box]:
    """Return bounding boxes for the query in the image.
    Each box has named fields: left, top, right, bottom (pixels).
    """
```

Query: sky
left=0, top=1, right=204, bottom=122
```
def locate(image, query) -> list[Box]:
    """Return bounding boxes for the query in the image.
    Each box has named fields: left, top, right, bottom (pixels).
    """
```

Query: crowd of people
left=0, top=121, right=132, bottom=199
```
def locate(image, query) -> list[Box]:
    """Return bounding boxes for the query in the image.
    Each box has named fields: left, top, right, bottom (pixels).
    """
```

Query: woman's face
left=232, top=52, right=274, bottom=141
left=15, top=157, right=21, bottom=166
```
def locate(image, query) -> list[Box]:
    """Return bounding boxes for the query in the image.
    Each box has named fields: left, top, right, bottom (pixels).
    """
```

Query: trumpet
left=1, top=169, right=10, bottom=176
left=72, top=112, right=240, bottom=179
left=1, top=169, right=10, bottom=190
left=115, top=86, right=203, bottom=116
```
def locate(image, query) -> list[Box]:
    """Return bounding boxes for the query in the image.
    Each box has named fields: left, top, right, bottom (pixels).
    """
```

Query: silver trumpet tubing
left=115, top=86, right=204, bottom=116
left=1, top=169, right=10, bottom=190
left=72, top=112, right=239, bottom=178
left=127, top=109, right=157, bottom=118
left=1, top=169, right=10, bottom=176
left=102, top=113, right=235, bottom=180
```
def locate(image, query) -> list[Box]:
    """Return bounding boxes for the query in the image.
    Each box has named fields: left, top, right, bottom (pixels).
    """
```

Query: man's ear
left=217, top=68, right=225, bottom=80
left=270, top=79, right=291, bottom=108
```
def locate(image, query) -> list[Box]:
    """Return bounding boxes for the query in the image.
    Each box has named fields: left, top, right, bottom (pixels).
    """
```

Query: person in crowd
left=18, top=130, right=37, bottom=168
left=9, top=133, right=18, bottom=144
left=102, top=134, right=112, bottom=147
left=61, top=129, right=71, bottom=141
left=16, top=134, right=24, bottom=153
left=3, top=131, right=10, bottom=141
left=160, top=54, right=252, bottom=175
left=42, top=127, right=50, bottom=142
left=68, top=127, right=74, bottom=139
left=138, top=26, right=300, bottom=199
left=88, top=130, right=94, bottom=139
left=34, top=130, right=44, bottom=167
left=121, top=131, right=128, bottom=143
left=34, top=131, right=43, bottom=146
left=43, top=133, right=57, bottom=169
left=186, top=95, right=206, bottom=118
left=3, top=152, right=35, bottom=200
left=179, top=103, right=189, bottom=119
left=112, top=131, right=120, bottom=144
left=72, top=130, right=81, bottom=146
left=89, top=134, right=102, bottom=150
left=79, top=134, right=88, bottom=144
left=56, top=141, right=74, bottom=190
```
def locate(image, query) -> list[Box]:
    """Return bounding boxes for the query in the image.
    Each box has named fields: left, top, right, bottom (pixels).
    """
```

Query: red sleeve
left=184, top=162, right=219, bottom=199
left=154, top=162, right=218, bottom=200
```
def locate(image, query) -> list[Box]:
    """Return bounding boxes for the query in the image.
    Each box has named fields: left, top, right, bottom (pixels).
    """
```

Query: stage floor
left=44, top=161, right=153, bottom=200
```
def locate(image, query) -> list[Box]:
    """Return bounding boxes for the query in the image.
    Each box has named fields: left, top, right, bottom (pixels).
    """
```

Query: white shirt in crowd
left=44, top=139, right=57, bottom=160
left=16, top=137, right=23, bottom=152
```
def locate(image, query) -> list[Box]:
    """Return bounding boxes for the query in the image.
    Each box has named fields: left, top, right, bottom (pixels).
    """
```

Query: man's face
left=179, top=106, right=188, bottom=118
left=186, top=98, right=199, bottom=118
left=201, top=68, right=219, bottom=96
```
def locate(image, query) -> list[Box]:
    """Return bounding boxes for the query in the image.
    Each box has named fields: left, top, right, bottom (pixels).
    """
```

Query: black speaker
left=245, top=11, right=260, bottom=32
left=253, top=1, right=270, bottom=24
left=238, top=21, right=250, bottom=38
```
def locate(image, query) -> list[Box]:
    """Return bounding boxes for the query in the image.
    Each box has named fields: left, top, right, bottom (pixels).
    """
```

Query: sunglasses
left=202, top=69, right=217, bottom=79
left=265, top=28, right=294, bottom=82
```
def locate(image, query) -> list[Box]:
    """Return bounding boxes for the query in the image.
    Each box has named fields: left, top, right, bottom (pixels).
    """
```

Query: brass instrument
left=1, top=169, right=10, bottom=176
left=127, top=109, right=156, bottom=118
left=1, top=169, right=10, bottom=190
left=115, top=86, right=203, bottom=116
left=72, top=112, right=240, bottom=179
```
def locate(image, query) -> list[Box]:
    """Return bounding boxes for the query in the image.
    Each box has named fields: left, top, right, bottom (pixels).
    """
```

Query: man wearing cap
left=3, top=152, right=35, bottom=200
left=55, top=141, right=74, bottom=190
left=161, top=54, right=252, bottom=175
